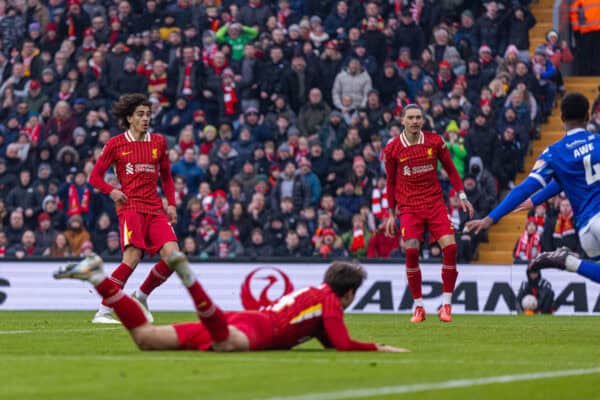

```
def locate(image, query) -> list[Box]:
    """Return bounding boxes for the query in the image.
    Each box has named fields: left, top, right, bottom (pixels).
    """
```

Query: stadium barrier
left=0, top=261, right=598, bottom=315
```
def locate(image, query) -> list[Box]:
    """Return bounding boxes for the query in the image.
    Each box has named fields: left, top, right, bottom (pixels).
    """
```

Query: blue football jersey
left=530, top=129, right=600, bottom=230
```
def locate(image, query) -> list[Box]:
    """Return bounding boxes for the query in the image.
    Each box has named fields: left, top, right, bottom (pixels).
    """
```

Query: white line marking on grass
left=258, top=367, right=600, bottom=400
left=0, top=327, right=121, bottom=335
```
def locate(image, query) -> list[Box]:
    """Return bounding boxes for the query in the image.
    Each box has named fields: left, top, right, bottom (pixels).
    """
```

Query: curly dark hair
left=561, top=92, right=589, bottom=123
left=112, top=93, right=152, bottom=129
left=323, top=261, right=367, bottom=297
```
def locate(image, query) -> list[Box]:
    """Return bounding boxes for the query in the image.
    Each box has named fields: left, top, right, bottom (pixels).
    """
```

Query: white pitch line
left=0, top=327, right=121, bottom=335
left=258, top=367, right=600, bottom=400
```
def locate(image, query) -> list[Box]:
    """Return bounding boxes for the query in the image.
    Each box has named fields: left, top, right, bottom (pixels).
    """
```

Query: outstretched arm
left=515, top=180, right=562, bottom=213
left=465, top=176, right=543, bottom=234
left=465, top=150, right=554, bottom=234
left=531, top=180, right=562, bottom=206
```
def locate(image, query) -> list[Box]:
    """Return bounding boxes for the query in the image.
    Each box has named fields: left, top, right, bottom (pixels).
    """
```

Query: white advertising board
left=0, top=262, right=598, bottom=315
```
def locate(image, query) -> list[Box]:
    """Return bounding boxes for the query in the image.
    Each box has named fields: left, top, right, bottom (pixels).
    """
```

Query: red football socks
left=187, top=281, right=229, bottom=342
left=139, top=259, right=174, bottom=296
left=95, top=278, right=147, bottom=329
left=442, top=243, right=458, bottom=294
left=101, top=262, right=134, bottom=306
left=405, top=248, right=422, bottom=299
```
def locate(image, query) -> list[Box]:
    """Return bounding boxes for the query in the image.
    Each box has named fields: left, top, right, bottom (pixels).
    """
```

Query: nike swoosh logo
left=400, top=157, right=409, bottom=162
left=121, top=151, right=133, bottom=156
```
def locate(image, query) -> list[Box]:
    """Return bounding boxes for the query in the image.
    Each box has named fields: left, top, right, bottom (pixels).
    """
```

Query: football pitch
left=1, top=312, right=599, bottom=400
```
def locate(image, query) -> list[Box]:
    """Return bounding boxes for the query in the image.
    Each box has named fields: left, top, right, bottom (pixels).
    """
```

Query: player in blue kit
left=466, top=92, right=600, bottom=283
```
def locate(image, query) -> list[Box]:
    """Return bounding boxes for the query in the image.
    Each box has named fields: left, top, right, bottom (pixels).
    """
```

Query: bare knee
left=123, top=247, right=143, bottom=268
left=131, top=327, right=153, bottom=351
left=212, top=327, right=250, bottom=352
left=404, top=239, right=420, bottom=249
left=160, top=241, right=180, bottom=261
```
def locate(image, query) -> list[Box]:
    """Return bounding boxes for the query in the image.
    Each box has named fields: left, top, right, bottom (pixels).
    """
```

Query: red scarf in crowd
left=350, top=228, right=365, bottom=253
left=371, top=187, right=389, bottom=220
left=67, top=185, right=90, bottom=216
left=21, top=123, right=41, bottom=144
left=137, top=63, right=153, bottom=77
left=277, top=9, right=290, bottom=28
left=222, top=83, right=238, bottom=116
left=514, top=230, right=541, bottom=260
left=179, top=139, right=195, bottom=153
left=148, top=72, right=169, bottom=106
left=553, top=212, right=575, bottom=239
left=67, top=16, right=76, bottom=40
left=109, top=30, right=120, bottom=47
left=183, top=63, right=193, bottom=99
left=202, top=45, right=218, bottom=66
left=89, top=59, right=102, bottom=80
left=0, top=245, right=5, bottom=257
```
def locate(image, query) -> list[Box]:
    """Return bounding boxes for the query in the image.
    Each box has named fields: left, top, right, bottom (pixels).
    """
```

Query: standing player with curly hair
left=88, top=93, right=181, bottom=323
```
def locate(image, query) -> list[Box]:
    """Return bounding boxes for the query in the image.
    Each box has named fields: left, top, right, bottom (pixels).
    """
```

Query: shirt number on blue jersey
left=584, top=155, right=600, bottom=185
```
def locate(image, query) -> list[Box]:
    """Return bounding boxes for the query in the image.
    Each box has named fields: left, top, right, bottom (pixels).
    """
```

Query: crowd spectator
left=0, top=0, right=554, bottom=262
left=516, top=270, right=554, bottom=314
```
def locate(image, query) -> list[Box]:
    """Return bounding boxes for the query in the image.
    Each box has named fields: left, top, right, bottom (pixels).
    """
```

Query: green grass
left=1, top=312, right=599, bottom=400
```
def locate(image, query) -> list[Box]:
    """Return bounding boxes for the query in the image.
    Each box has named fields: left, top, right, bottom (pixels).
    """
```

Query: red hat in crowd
left=68, top=0, right=80, bottom=7
left=84, top=28, right=94, bottom=37
left=325, top=40, right=337, bottom=50
left=30, top=80, right=40, bottom=90
left=110, top=16, right=121, bottom=24
left=439, top=60, right=451, bottom=69
left=479, top=99, right=492, bottom=108
left=213, top=189, right=227, bottom=199
left=449, top=188, right=458, bottom=198
left=321, top=228, right=336, bottom=238
left=46, top=22, right=57, bottom=31
left=193, top=109, right=206, bottom=118
left=38, top=212, right=50, bottom=223
left=353, top=156, right=366, bottom=166
left=202, top=216, right=215, bottom=226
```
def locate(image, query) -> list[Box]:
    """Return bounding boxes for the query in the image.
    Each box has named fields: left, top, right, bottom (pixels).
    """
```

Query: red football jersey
left=89, top=131, right=176, bottom=215
left=383, top=131, right=463, bottom=212
left=262, top=283, right=376, bottom=351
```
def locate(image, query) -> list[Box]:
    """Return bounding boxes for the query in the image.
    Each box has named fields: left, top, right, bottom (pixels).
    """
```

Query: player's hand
left=460, top=198, right=474, bottom=218
left=513, top=198, right=534, bottom=213
left=109, top=189, right=128, bottom=205
left=464, top=216, right=493, bottom=235
left=167, top=205, right=177, bottom=224
left=376, top=344, right=410, bottom=353
left=384, top=215, right=396, bottom=237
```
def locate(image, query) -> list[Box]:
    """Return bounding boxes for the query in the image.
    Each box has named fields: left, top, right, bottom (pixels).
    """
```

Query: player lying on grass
left=465, top=92, right=600, bottom=284
left=54, top=254, right=407, bottom=352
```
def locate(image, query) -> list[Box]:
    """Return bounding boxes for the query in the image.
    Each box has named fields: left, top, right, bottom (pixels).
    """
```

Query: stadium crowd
left=0, top=0, right=573, bottom=262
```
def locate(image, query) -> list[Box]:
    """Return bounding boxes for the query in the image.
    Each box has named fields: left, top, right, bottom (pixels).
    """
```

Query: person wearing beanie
left=35, top=211, right=57, bottom=251
left=63, top=214, right=90, bottom=256
left=108, top=56, right=148, bottom=99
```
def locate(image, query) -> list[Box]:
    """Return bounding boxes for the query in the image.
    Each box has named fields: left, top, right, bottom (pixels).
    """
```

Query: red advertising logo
left=241, top=267, right=294, bottom=310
